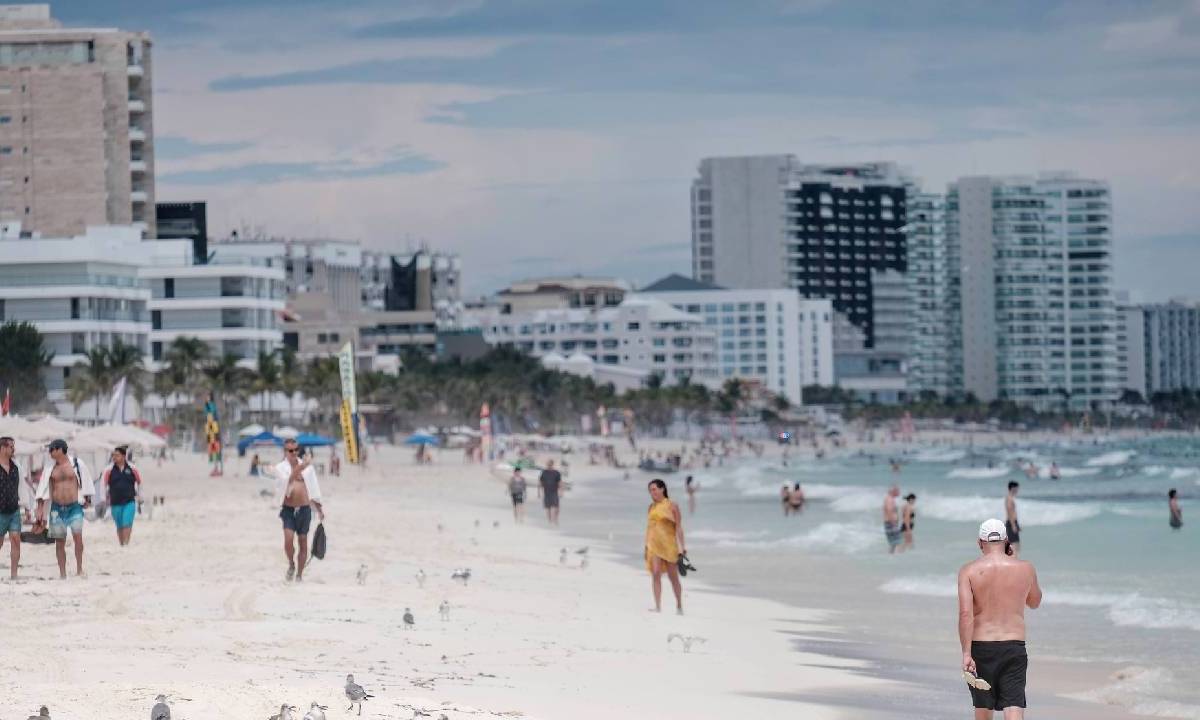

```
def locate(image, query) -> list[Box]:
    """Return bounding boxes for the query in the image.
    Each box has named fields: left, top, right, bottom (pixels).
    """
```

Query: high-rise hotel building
left=946, top=174, right=1119, bottom=410
left=0, top=4, right=154, bottom=238
left=691, top=156, right=908, bottom=349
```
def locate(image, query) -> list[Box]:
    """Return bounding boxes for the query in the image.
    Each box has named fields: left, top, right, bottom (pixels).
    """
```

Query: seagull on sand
left=27, top=707, right=49, bottom=720
left=438, top=600, right=450, bottom=621
left=451, top=568, right=471, bottom=585
left=151, top=694, right=171, bottom=719
left=268, top=704, right=297, bottom=720
left=345, top=674, right=374, bottom=715
left=415, top=569, right=426, bottom=587
left=356, top=564, right=368, bottom=586
left=575, top=546, right=589, bottom=555
left=667, top=633, right=707, bottom=653
left=302, top=701, right=328, bottom=720
left=403, top=607, right=415, bottom=629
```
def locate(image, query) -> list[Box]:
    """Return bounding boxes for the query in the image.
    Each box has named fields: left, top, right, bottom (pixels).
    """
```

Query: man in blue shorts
left=0, top=436, right=23, bottom=579
left=35, top=439, right=92, bottom=579
left=102, top=445, right=142, bottom=546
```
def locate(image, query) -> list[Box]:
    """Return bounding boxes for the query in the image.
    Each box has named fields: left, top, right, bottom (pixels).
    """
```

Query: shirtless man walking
left=274, top=439, right=324, bottom=582
left=0, top=436, right=23, bottom=579
left=958, top=519, right=1042, bottom=719
left=1005, top=482, right=1021, bottom=555
left=35, top=439, right=92, bottom=579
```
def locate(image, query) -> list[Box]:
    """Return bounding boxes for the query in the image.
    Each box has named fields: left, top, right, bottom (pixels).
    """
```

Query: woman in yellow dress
left=645, top=479, right=686, bottom=614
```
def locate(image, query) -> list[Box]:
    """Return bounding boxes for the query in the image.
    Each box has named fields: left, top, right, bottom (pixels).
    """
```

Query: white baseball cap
left=978, top=518, right=1007, bottom=542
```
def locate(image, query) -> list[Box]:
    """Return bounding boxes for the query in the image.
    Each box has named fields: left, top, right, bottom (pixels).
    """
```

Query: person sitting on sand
left=883, top=485, right=902, bottom=554
left=1169, top=488, right=1183, bottom=529
left=509, top=467, right=527, bottom=523
left=958, top=519, right=1041, bottom=719
left=273, top=440, right=324, bottom=582
left=645, top=479, right=686, bottom=615
left=900, top=493, right=917, bottom=552
left=35, top=439, right=92, bottom=579
left=788, top=483, right=806, bottom=515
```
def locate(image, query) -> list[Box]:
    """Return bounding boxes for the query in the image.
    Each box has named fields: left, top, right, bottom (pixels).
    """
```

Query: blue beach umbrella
left=404, top=432, right=439, bottom=446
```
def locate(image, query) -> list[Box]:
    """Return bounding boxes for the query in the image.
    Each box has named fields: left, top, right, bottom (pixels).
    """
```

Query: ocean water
left=563, top=435, right=1200, bottom=718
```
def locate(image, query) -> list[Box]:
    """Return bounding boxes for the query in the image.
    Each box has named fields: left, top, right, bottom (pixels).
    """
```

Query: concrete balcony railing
left=128, top=99, right=146, bottom=113
left=129, top=128, right=146, bottom=142
left=131, top=191, right=148, bottom=203
left=127, top=64, right=144, bottom=78
left=130, top=160, right=147, bottom=173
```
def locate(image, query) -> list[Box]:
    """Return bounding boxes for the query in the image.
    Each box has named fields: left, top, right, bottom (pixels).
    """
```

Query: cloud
left=156, top=135, right=255, bottom=159
left=159, top=152, right=444, bottom=185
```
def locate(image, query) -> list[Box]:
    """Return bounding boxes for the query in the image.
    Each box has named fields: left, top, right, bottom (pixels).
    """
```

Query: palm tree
left=253, top=350, right=282, bottom=425
left=105, top=339, right=148, bottom=421
left=300, top=357, right=341, bottom=430
left=0, top=321, right=54, bottom=413
left=203, top=354, right=252, bottom=429
left=277, top=347, right=300, bottom=424
left=165, top=336, right=212, bottom=444
left=68, top=347, right=110, bottom=420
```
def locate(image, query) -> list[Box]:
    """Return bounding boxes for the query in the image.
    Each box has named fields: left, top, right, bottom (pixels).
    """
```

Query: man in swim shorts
left=1005, top=481, right=1021, bottom=554
left=35, top=439, right=92, bottom=579
left=102, top=445, right=142, bottom=546
left=958, top=519, right=1042, bottom=719
left=882, top=485, right=902, bottom=553
left=274, top=439, right=324, bottom=582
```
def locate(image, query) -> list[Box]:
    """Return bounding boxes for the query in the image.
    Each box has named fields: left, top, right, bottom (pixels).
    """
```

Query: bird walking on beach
left=575, top=546, right=589, bottom=555
left=415, top=568, right=426, bottom=587
left=27, top=706, right=49, bottom=720
left=403, top=607, right=415, bottom=629
left=345, top=674, right=373, bottom=715
left=439, top=600, right=450, bottom=621
left=667, top=633, right=707, bottom=653
left=356, top=564, right=368, bottom=586
left=151, top=694, right=171, bottom=720
left=559, top=548, right=568, bottom=564
left=268, top=704, right=297, bottom=720
left=451, top=568, right=471, bottom=585
left=302, top=701, right=328, bottom=720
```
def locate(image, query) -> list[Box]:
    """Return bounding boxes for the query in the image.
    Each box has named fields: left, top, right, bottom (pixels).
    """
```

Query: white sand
left=0, top=444, right=888, bottom=719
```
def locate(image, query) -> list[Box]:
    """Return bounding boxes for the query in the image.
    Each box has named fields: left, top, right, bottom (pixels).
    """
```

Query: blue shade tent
left=404, top=432, right=439, bottom=446
left=295, top=432, right=336, bottom=447
left=237, top=430, right=284, bottom=456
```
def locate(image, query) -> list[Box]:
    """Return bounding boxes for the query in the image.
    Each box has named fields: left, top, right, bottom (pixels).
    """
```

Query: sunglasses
left=286, top=448, right=298, bottom=454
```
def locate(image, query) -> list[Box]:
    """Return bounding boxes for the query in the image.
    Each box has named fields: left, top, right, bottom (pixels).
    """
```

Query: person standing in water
left=685, top=475, right=697, bottom=515
left=883, top=485, right=902, bottom=554
left=1169, top=489, right=1183, bottom=529
left=101, top=445, right=142, bottom=546
left=274, top=440, right=324, bottom=582
left=900, top=493, right=917, bottom=552
left=780, top=483, right=792, bottom=516
left=645, top=479, right=686, bottom=615
left=787, top=483, right=806, bottom=515
left=958, top=519, right=1042, bottom=719
left=1005, top=482, right=1021, bottom=555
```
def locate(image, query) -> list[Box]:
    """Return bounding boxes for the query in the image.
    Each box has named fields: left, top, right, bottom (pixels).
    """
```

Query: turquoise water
left=565, top=435, right=1200, bottom=718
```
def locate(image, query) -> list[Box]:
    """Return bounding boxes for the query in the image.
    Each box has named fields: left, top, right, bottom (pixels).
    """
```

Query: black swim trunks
left=1005, top=520, right=1020, bottom=544
left=969, top=640, right=1028, bottom=711
left=280, top=505, right=313, bottom=535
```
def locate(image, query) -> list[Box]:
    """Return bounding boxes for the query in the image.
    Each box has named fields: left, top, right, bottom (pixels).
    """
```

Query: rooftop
left=640, top=273, right=725, bottom=292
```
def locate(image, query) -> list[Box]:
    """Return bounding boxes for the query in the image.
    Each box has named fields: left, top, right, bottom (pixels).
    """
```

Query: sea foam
left=1086, top=450, right=1136, bottom=467
left=947, top=467, right=1010, bottom=479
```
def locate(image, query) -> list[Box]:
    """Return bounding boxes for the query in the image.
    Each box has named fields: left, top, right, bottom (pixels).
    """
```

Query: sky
left=50, top=0, right=1200, bottom=299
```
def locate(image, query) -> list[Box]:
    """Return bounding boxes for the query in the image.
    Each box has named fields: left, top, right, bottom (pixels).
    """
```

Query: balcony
left=131, top=190, right=148, bottom=203
left=129, top=128, right=146, bottom=143
left=130, top=160, right=147, bottom=173
left=128, top=99, right=146, bottom=113
left=127, top=64, right=144, bottom=78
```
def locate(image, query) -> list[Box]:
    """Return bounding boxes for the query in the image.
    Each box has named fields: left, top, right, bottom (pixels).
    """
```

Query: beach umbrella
left=294, top=432, right=336, bottom=447
left=236, top=430, right=284, bottom=455
left=238, top=423, right=266, bottom=437
left=28, top=415, right=86, bottom=439
left=404, top=432, right=439, bottom=446
left=0, top=416, right=47, bottom=442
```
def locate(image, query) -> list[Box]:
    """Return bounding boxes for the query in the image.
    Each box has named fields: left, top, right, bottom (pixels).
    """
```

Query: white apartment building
left=635, top=274, right=833, bottom=403
left=946, top=174, right=1118, bottom=410
left=140, top=242, right=286, bottom=365
left=1142, top=301, right=1200, bottom=395
left=466, top=298, right=719, bottom=389
left=0, top=224, right=148, bottom=399
left=906, top=193, right=952, bottom=396
left=1115, top=293, right=1147, bottom=400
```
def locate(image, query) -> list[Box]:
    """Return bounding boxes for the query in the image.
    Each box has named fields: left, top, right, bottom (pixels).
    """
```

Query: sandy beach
left=0, top=443, right=889, bottom=720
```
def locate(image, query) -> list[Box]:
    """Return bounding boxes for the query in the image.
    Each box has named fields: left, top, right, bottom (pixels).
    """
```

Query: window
left=164, top=278, right=175, bottom=298
left=152, top=342, right=162, bottom=361
left=317, top=333, right=328, bottom=343
left=0, top=147, right=10, bottom=155
left=627, top=322, right=640, bottom=331
left=70, top=298, right=80, bottom=320
left=0, top=116, right=9, bottom=124
left=151, top=310, right=161, bottom=330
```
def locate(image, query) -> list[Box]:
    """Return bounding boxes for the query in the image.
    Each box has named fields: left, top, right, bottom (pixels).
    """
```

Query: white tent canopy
left=238, top=423, right=266, bottom=437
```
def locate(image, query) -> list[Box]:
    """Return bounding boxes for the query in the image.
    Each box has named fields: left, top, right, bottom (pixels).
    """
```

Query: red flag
left=1, top=388, right=9, bottom=416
